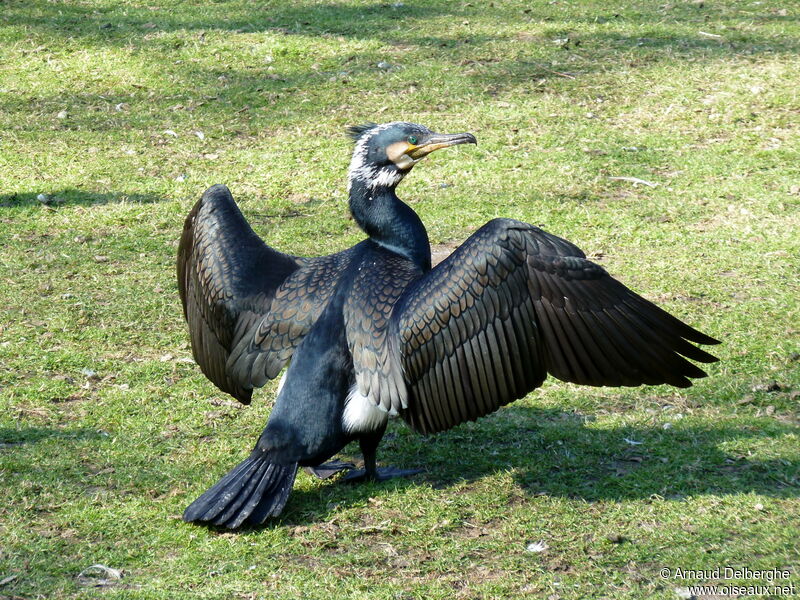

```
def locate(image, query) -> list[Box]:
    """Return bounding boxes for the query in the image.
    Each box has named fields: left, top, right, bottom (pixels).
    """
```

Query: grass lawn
left=1, top=0, right=798, bottom=598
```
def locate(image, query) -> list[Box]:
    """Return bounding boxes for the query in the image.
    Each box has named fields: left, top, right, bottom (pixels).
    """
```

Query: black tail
left=183, top=452, right=298, bottom=529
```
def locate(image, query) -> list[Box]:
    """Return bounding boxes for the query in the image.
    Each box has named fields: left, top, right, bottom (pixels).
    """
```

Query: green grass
left=1, top=0, right=799, bottom=598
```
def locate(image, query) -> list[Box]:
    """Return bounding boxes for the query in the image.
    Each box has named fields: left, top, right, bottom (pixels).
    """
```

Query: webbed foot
left=341, top=466, right=423, bottom=483
left=303, top=459, right=356, bottom=480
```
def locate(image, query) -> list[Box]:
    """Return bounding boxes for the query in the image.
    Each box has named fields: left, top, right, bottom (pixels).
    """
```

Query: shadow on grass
left=0, top=189, right=166, bottom=208
left=267, top=405, right=798, bottom=525
left=10, top=2, right=449, bottom=41
left=4, top=404, right=796, bottom=530
left=9, top=1, right=799, bottom=51
left=0, top=426, right=108, bottom=446
left=5, top=1, right=799, bottom=134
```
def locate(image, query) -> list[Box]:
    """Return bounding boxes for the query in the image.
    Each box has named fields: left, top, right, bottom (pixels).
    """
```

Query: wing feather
left=177, top=184, right=350, bottom=403
left=467, top=335, right=493, bottom=416
left=392, top=218, right=719, bottom=434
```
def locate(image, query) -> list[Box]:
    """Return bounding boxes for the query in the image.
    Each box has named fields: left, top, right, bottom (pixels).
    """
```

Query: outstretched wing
left=392, top=218, right=720, bottom=434
left=177, top=184, right=351, bottom=403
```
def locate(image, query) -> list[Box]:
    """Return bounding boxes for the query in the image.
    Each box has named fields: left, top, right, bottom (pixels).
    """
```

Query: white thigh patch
left=342, top=385, right=389, bottom=434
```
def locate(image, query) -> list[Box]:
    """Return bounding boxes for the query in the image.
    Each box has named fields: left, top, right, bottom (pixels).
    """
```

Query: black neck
left=349, top=179, right=431, bottom=271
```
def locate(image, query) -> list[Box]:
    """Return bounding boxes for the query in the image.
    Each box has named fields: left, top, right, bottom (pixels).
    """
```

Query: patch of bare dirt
left=430, top=242, right=458, bottom=267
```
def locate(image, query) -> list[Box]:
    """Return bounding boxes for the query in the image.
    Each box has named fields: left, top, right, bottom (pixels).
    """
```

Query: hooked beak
left=407, top=132, right=477, bottom=160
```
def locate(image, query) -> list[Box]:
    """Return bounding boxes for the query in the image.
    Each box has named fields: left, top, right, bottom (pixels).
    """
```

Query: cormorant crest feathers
left=346, top=123, right=378, bottom=142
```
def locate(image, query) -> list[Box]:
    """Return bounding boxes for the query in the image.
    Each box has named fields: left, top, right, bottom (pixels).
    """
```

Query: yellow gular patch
left=386, top=141, right=413, bottom=169
left=386, top=141, right=410, bottom=162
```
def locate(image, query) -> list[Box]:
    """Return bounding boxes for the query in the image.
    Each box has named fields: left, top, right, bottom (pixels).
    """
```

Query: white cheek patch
left=392, top=153, right=416, bottom=170
left=342, top=385, right=389, bottom=434
left=386, top=141, right=411, bottom=163
left=386, top=140, right=417, bottom=170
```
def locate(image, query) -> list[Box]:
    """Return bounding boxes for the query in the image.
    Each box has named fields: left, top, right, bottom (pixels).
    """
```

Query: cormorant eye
left=408, top=136, right=418, bottom=145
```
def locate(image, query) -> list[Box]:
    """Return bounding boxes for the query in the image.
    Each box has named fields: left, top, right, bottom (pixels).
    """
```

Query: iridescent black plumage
left=177, top=122, right=719, bottom=528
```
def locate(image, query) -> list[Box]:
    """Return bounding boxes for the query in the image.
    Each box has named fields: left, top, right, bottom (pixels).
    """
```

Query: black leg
left=341, top=430, right=423, bottom=483
left=361, top=433, right=380, bottom=481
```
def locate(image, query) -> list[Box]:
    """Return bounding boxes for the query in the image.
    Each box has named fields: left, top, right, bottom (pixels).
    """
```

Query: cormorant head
left=346, top=122, right=476, bottom=192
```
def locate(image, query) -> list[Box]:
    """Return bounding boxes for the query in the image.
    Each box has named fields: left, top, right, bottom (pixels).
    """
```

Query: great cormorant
left=177, top=122, right=719, bottom=528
